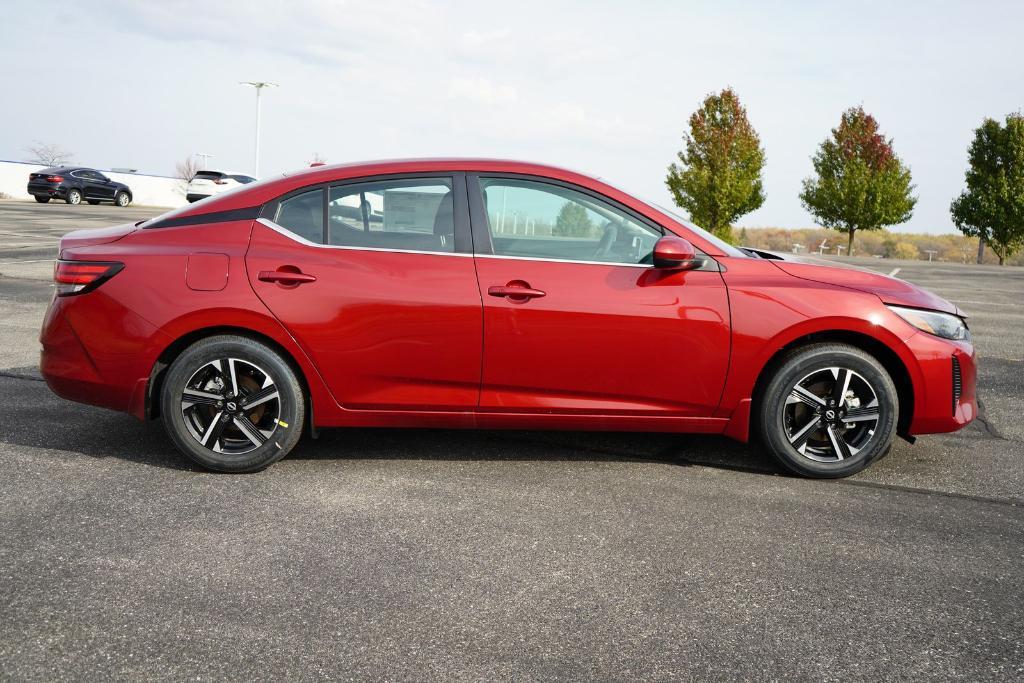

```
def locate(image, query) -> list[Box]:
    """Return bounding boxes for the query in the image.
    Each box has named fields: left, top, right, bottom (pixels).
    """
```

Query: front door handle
left=488, top=281, right=546, bottom=300
left=258, top=269, right=317, bottom=285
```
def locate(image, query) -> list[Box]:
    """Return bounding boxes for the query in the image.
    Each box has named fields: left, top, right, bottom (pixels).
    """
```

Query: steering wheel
left=592, top=221, right=619, bottom=259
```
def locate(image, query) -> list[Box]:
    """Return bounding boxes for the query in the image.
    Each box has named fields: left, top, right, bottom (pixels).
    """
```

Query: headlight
left=887, top=305, right=970, bottom=341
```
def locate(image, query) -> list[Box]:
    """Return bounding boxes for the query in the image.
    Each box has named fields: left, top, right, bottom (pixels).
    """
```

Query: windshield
left=643, top=200, right=748, bottom=257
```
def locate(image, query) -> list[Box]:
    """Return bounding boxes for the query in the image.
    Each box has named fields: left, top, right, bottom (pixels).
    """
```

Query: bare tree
left=175, top=155, right=200, bottom=184
left=173, top=155, right=201, bottom=197
left=24, top=141, right=74, bottom=166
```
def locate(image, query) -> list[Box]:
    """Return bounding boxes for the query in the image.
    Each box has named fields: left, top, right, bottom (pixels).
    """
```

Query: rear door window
left=328, top=178, right=454, bottom=253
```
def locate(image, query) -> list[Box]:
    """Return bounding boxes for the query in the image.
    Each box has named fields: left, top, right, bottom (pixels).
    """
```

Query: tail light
left=46, top=175, right=64, bottom=182
left=54, top=260, right=124, bottom=296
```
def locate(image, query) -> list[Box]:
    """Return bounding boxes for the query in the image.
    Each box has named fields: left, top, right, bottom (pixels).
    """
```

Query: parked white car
left=186, top=171, right=257, bottom=203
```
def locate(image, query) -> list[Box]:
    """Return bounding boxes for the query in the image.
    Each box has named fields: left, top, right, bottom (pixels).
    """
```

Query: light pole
left=194, top=152, right=213, bottom=170
left=239, top=81, right=278, bottom=177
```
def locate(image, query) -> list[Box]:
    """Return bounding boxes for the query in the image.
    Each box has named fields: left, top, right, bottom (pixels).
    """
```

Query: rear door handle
left=488, top=284, right=546, bottom=300
left=258, top=270, right=317, bottom=285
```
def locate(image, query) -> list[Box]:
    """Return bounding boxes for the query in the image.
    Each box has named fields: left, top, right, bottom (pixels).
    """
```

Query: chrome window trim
left=473, top=253, right=653, bottom=269
left=256, top=217, right=472, bottom=258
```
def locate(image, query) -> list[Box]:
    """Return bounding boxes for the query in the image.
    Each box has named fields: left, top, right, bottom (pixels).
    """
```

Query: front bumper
left=905, top=331, right=977, bottom=435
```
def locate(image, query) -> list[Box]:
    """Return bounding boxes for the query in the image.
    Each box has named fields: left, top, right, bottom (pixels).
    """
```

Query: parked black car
left=27, top=167, right=133, bottom=206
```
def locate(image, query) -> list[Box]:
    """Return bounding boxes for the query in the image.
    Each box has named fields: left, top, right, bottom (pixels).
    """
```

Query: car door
left=468, top=175, right=731, bottom=417
left=246, top=173, right=483, bottom=411
left=71, top=170, right=97, bottom=199
left=94, top=172, right=117, bottom=200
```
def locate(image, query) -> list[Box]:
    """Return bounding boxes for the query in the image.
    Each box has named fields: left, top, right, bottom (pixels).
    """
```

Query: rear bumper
left=40, top=294, right=169, bottom=418
left=28, top=184, right=66, bottom=198
left=905, top=332, right=977, bottom=435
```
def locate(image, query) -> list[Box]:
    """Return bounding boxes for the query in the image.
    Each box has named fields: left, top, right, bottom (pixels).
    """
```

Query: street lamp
left=239, top=81, right=278, bottom=177
left=194, top=152, right=213, bottom=170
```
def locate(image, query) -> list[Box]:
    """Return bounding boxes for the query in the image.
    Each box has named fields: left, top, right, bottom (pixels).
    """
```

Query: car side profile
left=28, top=166, right=133, bottom=206
left=39, top=159, right=977, bottom=477
left=186, top=170, right=258, bottom=203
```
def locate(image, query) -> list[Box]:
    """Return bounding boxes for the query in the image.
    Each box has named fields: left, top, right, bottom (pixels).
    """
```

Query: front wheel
left=114, top=191, right=131, bottom=207
left=160, top=335, right=305, bottom=472
left=757, top=343, right=898, bottom=478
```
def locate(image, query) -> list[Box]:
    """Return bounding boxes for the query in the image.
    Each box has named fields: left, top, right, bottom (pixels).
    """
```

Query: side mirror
left=652, top=235, right=703, bottom=270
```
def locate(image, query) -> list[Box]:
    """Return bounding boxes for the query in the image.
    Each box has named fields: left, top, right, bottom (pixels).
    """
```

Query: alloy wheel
left=180, top=357, right=281, bottom=455
left=783, top=366, right=881, bottom=463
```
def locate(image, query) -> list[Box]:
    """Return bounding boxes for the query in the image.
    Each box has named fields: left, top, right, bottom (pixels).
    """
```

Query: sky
left=1, top=0, right=1021, bottom=234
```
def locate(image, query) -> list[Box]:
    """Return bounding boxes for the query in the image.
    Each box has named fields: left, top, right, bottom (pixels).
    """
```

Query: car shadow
left=0, top=375, right=781, bottom=475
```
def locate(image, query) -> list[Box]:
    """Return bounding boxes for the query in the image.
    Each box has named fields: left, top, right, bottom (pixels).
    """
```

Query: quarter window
left=274, top=188, right=324, bottom=244
left=328, top=178, right=454, bottom=253
left=478, top=178, right=661, bottom=265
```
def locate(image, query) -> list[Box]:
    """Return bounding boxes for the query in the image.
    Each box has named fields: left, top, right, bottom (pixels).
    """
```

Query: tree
left=24, top=141, right=73, bottom=167
left=553, top=201, right=593, bottom=237
left=174, top=156, right=200, bottom=196
left=950, top=113, right=1024, bottom=266
left=666, top=87, right=765, bottom=243
left=800, top=106, right=916, bottom=253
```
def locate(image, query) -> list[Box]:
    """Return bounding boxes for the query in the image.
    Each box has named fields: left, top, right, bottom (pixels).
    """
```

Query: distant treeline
left=736, top=227, right=1023, bottom=266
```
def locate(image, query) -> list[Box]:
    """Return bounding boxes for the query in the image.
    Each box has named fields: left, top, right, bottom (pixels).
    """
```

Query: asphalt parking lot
left=1, top=199, right=1022, bottom=680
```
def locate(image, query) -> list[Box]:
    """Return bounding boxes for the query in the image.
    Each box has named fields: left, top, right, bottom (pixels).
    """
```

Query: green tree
left=800, top=106, right=916, bottom=254
left=553, top=201, right=593, bottom=237
left=666, top=87, right=765, bottom=243
left=950, top=113, right=1024, bottom=265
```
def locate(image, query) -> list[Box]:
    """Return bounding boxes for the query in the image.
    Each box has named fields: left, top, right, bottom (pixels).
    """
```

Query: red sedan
left=39, top=159, right=976, bottom=477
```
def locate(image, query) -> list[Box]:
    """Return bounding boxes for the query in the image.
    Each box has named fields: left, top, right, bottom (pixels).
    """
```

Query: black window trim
left=258, top=171, right=472, bottom=255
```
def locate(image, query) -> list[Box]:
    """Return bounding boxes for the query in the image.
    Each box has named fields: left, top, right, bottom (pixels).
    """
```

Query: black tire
left=756, top=343, right=898, bottom=478
left=114, top=191, right=131, bottom=207
left=65, top=188, right=82, bottom=205
left=87, top=199, right=100, bottom=205
left=160, top=335, right=305, bottom=473
left=34, top=196, right=50, bottom=203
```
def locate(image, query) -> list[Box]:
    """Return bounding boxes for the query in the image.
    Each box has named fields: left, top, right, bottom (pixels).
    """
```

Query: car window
left=477, top=178, right=661, bottom=265
left=328, top=178, right=454, bottom=253
left=195, top=171, right=224, bottom=180
left=231, top=175, right=257, bottom=184
left=273, top=188, right=324, bottom=244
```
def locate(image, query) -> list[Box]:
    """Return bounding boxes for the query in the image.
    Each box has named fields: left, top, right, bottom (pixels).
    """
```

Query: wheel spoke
left=788, top=416, right=821, bottom=450
left=227, top=358, right=239, bottom=396
left=233, top=415, right=268, bottom=447
left=831, top=368, right=851, bottom=403
left=844, top=405, right=879, bottom=423
left=826, top=425, right=853, bottom=461
left=241, top=385, right=278, bottom=409
left=182, top=388, right=222, bottom=408
left=200, top=412, right=225, bottom=446
left=789, top=385, right=826, bottom=408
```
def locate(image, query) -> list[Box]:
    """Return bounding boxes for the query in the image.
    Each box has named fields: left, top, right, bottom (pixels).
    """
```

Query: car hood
left=770, top=261, right=960, bottom=316
left=59, top=222, right=139, bottom=254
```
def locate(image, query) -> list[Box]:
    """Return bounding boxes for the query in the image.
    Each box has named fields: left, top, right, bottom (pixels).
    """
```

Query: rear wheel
left=115, top=191, right=130, bottom=207
left=757, top=343, right=898, bottom=478
left=34, top=196, right=50, bottom=203
left=65, top=189, right=81, bottom=205
left=160, top=336, right=305, bottom=472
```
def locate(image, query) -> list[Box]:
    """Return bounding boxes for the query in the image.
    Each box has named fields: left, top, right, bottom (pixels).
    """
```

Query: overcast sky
left=2, top=0, right=1021, bottom=233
